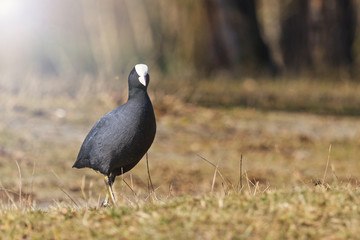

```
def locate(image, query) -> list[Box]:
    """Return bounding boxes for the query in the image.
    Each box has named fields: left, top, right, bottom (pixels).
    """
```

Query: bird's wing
left=74, top=108, right=129, bottom=173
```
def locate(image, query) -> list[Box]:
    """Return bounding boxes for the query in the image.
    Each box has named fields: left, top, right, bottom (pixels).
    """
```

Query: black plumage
left=73, top=64, right=156, bottom=205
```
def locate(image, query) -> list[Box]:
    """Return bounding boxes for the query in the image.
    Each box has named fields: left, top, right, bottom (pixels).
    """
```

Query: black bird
left=73, top=64, right=156, bottom=205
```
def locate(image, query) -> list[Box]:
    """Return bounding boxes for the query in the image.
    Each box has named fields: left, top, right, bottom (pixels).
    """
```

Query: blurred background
left=1, top=0, right=360, bottom=91
left=1, top=0, right=360, bottom=205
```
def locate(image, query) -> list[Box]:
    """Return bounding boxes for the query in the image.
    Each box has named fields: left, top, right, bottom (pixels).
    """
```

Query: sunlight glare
left=0, top=0, right=22, bottom=19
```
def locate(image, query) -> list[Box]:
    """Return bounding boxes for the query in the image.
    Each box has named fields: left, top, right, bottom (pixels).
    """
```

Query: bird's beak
left=138, top=76, right=146, bottom=86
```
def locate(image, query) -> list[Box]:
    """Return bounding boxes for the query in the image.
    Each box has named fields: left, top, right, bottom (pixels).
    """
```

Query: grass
left=159, top=76, right=360, bottom=116
left=1, top=186, right=359, bottom=239
left=0, top=77, right=360, bottom=239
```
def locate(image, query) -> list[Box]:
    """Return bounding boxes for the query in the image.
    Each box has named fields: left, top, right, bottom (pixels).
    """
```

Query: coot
left=73, top=64, right=156, bottom=205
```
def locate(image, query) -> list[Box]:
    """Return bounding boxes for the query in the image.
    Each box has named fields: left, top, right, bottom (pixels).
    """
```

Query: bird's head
left=129, top=64, right=150, bottom=90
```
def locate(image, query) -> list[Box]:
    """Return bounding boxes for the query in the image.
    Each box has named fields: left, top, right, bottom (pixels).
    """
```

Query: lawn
left=0, top=77, right=359, bottom=239
left=1, top=187, right=359, bottom=239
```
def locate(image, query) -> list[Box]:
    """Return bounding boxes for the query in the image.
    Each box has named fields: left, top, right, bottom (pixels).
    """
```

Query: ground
left=0, top=79, right=359, bottom=239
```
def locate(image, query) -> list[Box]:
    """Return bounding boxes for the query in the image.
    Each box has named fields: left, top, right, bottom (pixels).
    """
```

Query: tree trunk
left=280, top=0, right=356, bottom=74
left=202, top=0, right=277, bottom=75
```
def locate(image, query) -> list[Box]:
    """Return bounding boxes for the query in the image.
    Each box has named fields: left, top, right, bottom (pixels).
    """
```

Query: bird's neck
left=128, top=88, right=149, bottom=101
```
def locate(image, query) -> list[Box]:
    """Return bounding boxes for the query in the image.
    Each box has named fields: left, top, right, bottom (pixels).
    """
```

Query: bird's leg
left=102, top=176, right=110, bottom=207
left=108, top=174, right=116, bottom=205
left=102, top=193, right=109, bottom=207
left=102, top=175, right=116, bottom=207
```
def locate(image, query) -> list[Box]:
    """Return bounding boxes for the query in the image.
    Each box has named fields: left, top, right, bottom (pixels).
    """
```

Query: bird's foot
left=101, top=199, right=109, bottom=207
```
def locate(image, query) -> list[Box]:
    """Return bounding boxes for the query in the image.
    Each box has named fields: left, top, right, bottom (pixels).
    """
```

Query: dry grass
left=0, top=78, right=360, bottom=238
left=0, top=185, right=359, bottom=239
left=159, top=76, right=360, bottom=115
